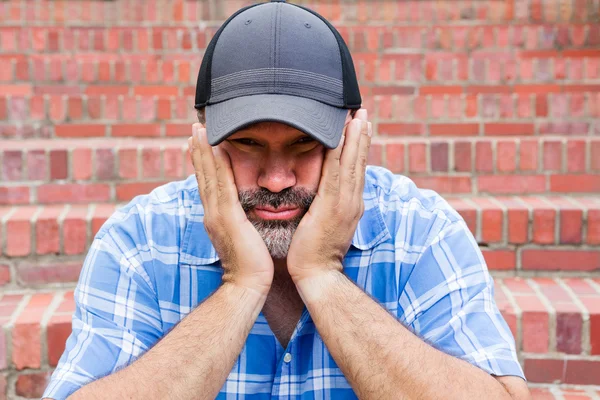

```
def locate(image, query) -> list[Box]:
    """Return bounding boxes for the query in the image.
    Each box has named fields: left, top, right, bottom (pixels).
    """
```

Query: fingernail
left=192, top=125, right=199, bottom=141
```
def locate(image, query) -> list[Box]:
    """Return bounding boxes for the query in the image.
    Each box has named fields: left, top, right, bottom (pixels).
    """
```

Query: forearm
left=68, top=282, right=266, bottom=400
left=296, top=271, right=512, bottom=400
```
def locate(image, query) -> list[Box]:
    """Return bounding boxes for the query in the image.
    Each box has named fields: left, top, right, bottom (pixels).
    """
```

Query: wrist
left=294, top=269, right=346, bottom=306
left=221, top=281, right=269, bottom=307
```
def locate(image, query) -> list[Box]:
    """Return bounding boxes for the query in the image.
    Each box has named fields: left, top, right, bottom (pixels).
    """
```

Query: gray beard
left=239, top=187, right=315, bottom=260
left=248, top=217, right=302, bottom=259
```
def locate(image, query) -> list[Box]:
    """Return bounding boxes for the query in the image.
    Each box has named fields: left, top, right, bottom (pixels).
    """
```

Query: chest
left=261, top=283, right=305, bottom=349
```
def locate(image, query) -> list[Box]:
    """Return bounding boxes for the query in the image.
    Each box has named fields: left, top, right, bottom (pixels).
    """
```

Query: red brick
left=408, top=143, right=427, bottom=173
left=410, top=177, right=472, bottom=194
left=524, top=358, right=565, bottom=383
left=522, top=250, right=600, bottom=271
left=12, top=293, right=54, bottom=369
left=548, top=197, right=584, bottom=244
left=38, top=184, right=110, bottom=204
left=27, top=150, right=47, bottom=181
left=517, top=294, right=550, bottom=353
left=588, top=209, right=600, bottom=245
left=556, top=310, right=583, bottom=354
left=368, top=142, right=383, bottom=167
left=112, top=124, right=162, bottom=137
left=47, top=313, right=72, bottom=366
left=496, top=197, right=529, bottom=244
left=55, top=124, right=105, bottom=138
left=484, top=123, right=535, bottom=135
left=478, top=175, right=546, bottom=194
left=142, top=148, right=162, bottom=178
left=465, top=94, right=477, bottom=117
left=496, top=140, right=517, bottom=172
left=15, top=372, right=51, bottom=398
left=453, top=141, right=472, bottom=172
left=63, top=206, right=89, bottom=255
left=35, top=205, right=65, bottom=255
left=165, top=123, right=191, bottom=137
left=386, top=143, right=404, bottom=173
left=6, top=206, right=37, bottom=257
left=580, top=297, right=600, bottom=355
left=92, top=204, right=116, bottom=237
left=475, top=141, right=493, bottom=172
left=543, top=140, right=563, bottom=172
left=519, top=140, right=539, bottom=171
left=592, top=141, right=600, bottom=171
left=87, top=96, right=102, bottom=119
left=72, top=148, right=93, bottom=180
left=521, top=197, right=556, bottom=244
left=0, top=186, right=30, bottom=205
left=482, top=249, right=515, bottom=270
left=447, top=198, right=477, bottom=235
left=565, top=360, right=600, bottom=385
left=85, top=85, right=128, bottom=96
left=133, top=85, right=178, bottom=97
left=49, top=149, right=68, bottom=180
left=566, top=140, right=586, bottom=172
left=18, top=262, right=81, bottom=286
left=157, top=98, right=171, bottom=120
left=378, top=123, right=424, bottom=136
left=430, top=142, right=448, bottom=172
left=429, top=123, right=479, bottom=136
left=1, top=150, right=23, bottom=181
left=95, top=148, right=115, bottom=180
left=0, top=264, right=10, bottom=286
left=116, top=182, right=167, bottom=201
left=118, top=148, right=138, bottom=179
left=471, top=197, right=503, bottom=243
left=551, top=175, right=600, bottom=193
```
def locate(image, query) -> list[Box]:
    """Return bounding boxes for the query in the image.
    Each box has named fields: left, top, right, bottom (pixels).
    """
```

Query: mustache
left=238, top=187, right=315, bottom=212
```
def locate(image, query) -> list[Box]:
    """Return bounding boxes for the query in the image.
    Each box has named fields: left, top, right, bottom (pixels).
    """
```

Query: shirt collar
left=179, top=175, right=390, bottom=265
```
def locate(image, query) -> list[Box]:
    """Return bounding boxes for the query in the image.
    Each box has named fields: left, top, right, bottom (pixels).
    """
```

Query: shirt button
left=283, top=353, right=292, bottom=363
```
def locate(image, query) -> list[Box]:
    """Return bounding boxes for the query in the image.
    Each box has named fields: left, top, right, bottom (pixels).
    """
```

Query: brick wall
left=0, top=0, right=599, bottom=398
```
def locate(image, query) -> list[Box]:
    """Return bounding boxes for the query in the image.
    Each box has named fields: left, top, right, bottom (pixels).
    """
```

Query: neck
left=272, top=258, right=291, bottom=282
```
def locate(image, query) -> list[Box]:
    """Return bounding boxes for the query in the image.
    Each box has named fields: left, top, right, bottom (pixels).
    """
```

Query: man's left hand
left=287, top=109, right=371, bottom=283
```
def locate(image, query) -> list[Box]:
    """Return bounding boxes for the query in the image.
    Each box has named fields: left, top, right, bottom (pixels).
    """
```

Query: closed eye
left=294, top=137, right=315, bottom=145
left=232, top=138, right=261, bottom=146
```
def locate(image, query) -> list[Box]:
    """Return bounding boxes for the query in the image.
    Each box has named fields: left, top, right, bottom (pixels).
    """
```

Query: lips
left=253, top=206, right=302, bottom=220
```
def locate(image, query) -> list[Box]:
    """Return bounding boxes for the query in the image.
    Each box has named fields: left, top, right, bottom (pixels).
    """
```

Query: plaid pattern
left=44, top=166, right=524, bottom=399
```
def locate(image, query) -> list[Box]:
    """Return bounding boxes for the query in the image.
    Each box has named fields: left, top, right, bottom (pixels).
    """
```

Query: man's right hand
left=188, top=123, right=274, bottom=296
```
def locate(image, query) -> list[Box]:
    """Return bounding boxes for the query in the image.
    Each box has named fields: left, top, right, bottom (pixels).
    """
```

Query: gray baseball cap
left=194, top=0, right=362, bottom=149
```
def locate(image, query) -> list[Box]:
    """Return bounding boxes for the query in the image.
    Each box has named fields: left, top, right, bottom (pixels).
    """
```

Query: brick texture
left=0, top=0, right=599, bottom=396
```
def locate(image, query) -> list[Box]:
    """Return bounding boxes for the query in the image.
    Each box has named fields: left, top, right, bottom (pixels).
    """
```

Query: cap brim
left=205, top=94, right=348, bottom=149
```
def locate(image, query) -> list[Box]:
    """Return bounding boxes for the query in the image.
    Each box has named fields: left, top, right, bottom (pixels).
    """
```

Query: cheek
left=295, top=149, right=325, bottom=191
left=225, top=149, right=261, bottom=190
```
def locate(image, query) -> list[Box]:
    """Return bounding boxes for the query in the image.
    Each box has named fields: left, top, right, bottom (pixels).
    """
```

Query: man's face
left=217, top=112, right=353, bottom=259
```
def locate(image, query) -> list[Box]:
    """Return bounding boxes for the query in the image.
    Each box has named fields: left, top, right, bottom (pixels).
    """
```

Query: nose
left=257, top=153, right=296, bottom=193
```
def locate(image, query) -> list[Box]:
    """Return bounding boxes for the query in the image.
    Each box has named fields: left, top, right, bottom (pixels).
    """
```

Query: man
left=43, top=1, right=531, bottom=399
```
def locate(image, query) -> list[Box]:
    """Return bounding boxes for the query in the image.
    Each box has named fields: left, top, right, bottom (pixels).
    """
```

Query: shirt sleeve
left=43, top=228, right=163, bottom=400
left=398, top=219, right=525, bottom=380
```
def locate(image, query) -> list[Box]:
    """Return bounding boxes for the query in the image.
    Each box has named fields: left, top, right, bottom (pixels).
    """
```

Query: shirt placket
left=271, top=307, right=310, bottom=399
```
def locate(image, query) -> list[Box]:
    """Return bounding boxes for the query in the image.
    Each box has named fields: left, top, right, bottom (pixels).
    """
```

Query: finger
left=355, top=108, right=368, bottom=122
left=192, top=124, right=218, bottom=209
left=339, top=118, right=364, bottom=193
left=354, top=121, right=372, bottom=199
left=189, top=127, right=208, bottom=205
left=318, top=134, right=345, bottom=199
left=212, top=146, right=238, bottom=205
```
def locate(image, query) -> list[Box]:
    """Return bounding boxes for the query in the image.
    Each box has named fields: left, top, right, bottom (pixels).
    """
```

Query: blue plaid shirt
left=44, top=166, right=524, bottom=399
